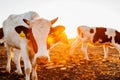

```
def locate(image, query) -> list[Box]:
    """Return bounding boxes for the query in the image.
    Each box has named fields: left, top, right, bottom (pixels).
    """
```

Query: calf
left=1, top=11, right=58, bottom=80
left=47, top=25, right=68, bottom=49
left=70, top=25, right=120, bottom=60
left=2, top=11, right=40, bottom=76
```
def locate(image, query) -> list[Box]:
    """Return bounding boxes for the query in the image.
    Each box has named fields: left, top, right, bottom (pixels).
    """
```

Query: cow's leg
left=113, top=44, right=120, bottom=59
left=81, top=42, right=89, bottom=60
left=32, top=51, right=50, bottom=80
left=13, top=49, right=23, bottom=75
left=103, top=45, right=109, bottom=59
left=70, top=38, right=81, bottom=55
left=32, top=64, right=38, bottom=80
left=6, top=44, right=12, bottom=73
left=20, top=38, right=32, bottom=80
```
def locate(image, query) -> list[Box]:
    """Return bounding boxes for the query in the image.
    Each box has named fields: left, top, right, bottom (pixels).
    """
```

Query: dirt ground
left=0, top=39, right=120, bottom=80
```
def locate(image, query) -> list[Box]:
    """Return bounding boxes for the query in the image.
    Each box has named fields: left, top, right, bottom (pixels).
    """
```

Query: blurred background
left=0, top=0, right=120, bottom=38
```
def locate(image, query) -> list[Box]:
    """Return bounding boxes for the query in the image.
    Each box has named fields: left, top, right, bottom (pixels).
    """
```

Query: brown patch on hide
left=115, top=31, right=120, bottom=44
left=27, top=41, right=35, bottom=62
left=93, top=27, right=112, bottom=43
left=27, top=29, right=38, bottom=53
left=15, top=25, right=29, bottom=37
left=0, top=28, right=4, bottom=39
left=90, top=28, right=94, bottom=33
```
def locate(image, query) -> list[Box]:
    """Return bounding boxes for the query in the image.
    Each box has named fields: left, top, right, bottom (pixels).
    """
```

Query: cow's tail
left=0, top=28, right=4, bottom=44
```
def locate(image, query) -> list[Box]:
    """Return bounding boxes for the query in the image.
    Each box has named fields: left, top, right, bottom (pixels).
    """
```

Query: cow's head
left=47, top=25, right=68, bottom=49
left=15, top=17, right=58, bottom=65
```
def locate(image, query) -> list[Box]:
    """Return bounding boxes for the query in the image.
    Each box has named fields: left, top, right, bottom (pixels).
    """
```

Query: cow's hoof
left=102, top=58, right=109, bottom=62
left=32, top=76, right=38, bottom=80
left=15, top=70, right=23, bottom=75
left=84, top=58, right=89, bottom=61
left=6, top=67, right=10, bottom=73
left=36, top=56, right=48, bottom=65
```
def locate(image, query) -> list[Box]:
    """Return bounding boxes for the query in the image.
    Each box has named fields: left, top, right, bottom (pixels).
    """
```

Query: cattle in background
left=1, top=11, right=58, bottom=80
left=47, top=25, right=68, bottom=49
left=70, top=25, right=120, bottom=60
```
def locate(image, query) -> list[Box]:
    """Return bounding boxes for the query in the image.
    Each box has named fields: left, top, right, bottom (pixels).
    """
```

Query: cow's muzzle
left=36, top=56, right=49, bottom=65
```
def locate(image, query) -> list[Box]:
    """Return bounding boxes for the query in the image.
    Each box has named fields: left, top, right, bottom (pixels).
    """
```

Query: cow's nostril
left=36, top=56, right=48, bottom=65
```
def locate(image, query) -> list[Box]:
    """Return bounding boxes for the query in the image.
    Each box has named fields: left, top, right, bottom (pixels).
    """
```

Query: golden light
left=47, top=35, right=54, bottom=44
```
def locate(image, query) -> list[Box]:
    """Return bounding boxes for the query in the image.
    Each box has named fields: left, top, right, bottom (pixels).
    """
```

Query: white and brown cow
left=70, top=25, right=120, bottom=60
left=1, top=11, right=58, bottom=80
left=0, top=11, right=68, bottom=80
left=1, top=11, right=40, bottom=77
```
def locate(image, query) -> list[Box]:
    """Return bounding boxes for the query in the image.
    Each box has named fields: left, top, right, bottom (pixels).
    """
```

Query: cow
left=0, top=11, right=68, bottom=80
left=1, top=11, right=40, bottom=77
left=1, top=11, right=58, bottom=80
left=47, top=25, right=68, bottom=49
left=1, top=24, right=68, bottom=75
left=70, top=25, right=120, bottom=60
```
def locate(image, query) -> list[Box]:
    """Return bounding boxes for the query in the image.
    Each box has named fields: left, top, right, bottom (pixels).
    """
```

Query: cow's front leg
left=13, top=49, right=23, bottom=75
left=103, top=45, right=109, bottom=60
left=6, top=44, right=12, bottom=73
left=20, top=38, right=32, bottom=80
left=113, top=44, right=120, bottom=59
left=81, top=42, right=89, bottom=60
left=70, top=38, right=81, bottom=55
left=32, top=64, right=38, bottom=80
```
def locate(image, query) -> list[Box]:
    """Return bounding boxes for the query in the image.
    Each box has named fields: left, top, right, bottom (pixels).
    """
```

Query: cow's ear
left=23, top=19, right=30, bottom=25
left=15, top=25, right=29, bottom=37
left=50, top=17, right=58, bottom=25
left=54, top=25, right=65, bottom=33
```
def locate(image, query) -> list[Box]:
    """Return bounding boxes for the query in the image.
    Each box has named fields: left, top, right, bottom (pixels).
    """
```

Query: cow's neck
left=27, top=29, right=38, bottom=53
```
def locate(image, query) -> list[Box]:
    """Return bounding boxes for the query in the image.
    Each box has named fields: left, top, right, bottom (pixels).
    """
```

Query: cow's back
left=3, top=11, right=40, bottom=48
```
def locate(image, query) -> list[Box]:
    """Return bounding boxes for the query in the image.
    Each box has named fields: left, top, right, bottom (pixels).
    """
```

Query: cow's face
left=15, top=17, right=58, bottom=65
left=47, top=25, right=68, bottom=49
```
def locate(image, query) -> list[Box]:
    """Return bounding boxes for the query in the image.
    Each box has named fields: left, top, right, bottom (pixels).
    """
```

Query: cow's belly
left=88, top=41, right=112, bottom=47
